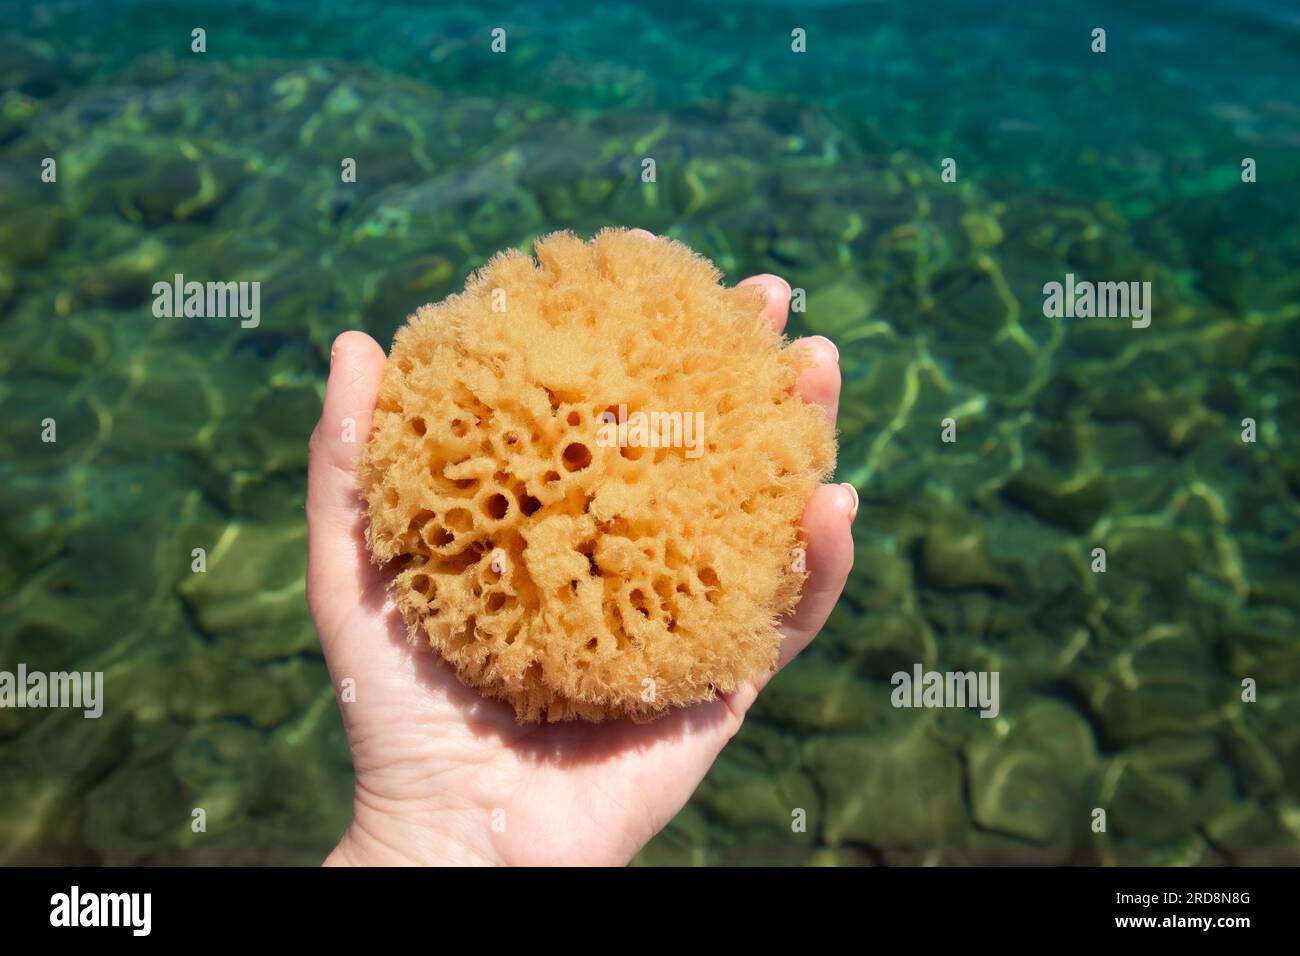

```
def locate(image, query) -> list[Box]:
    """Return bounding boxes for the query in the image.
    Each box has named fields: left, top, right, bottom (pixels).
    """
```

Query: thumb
left=306, top=331, right=388, bottom=633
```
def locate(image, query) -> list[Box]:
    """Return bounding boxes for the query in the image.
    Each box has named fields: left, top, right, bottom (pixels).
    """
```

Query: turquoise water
left=1, top=0, right=1298, bottom=863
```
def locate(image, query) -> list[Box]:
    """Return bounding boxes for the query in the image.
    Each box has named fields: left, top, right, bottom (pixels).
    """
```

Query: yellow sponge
left=359, top=229, right=837, bottom=721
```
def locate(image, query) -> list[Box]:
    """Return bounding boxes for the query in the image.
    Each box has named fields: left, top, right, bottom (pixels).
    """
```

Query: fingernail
left=812, top=335, right=840, bottom=363
left=743, top=274, right=789, bottom=304
left=766, top=274, right=791, bottom=302
left=840, top=482, right=859, bottom=521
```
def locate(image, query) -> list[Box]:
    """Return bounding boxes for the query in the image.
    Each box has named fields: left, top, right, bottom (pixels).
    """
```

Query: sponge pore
left=359, top=229, right=837, bottom=722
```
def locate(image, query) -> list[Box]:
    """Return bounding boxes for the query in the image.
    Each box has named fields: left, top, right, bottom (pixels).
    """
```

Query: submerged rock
left=806, top=728, right=967, bottom=849
left=1001, top=462, right=1110, bottom=533
left=966, top=699, right=1098, bottom=844
left=175, top=520, right=314, bottom=660
left=915, top=520, right=1012, bottom=593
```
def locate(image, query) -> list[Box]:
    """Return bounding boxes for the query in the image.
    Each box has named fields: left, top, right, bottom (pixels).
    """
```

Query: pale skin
left=308, top=251, right=856, bottom=866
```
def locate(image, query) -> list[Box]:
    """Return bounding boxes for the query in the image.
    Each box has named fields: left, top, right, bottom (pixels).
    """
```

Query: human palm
left=307, top=267, right=855, bottom=866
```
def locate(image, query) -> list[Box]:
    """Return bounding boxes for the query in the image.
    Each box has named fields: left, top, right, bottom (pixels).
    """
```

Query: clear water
left=1, top=0, right=1297, bottom=863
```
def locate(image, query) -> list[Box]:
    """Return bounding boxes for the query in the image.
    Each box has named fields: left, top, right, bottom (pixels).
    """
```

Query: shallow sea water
left=0, top=0, right=1298, bottom=864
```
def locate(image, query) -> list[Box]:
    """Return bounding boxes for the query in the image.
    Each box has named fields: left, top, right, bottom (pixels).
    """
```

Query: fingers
left=731, top=270, right=841, bottom=422
left=737, top=273, right=792, bottom=333
left=786, top=335, right=841, bottom=422
left=726, top=482, right=857, bottom=712
left=309, top=331, right=387, bottom=479
left=732, top=271, right=846, bottom=663
left=306, top=331, right=388, bottom=630
left=729, top=271, right=845, bottom=661
left=776, top=482, right=857, bottom=670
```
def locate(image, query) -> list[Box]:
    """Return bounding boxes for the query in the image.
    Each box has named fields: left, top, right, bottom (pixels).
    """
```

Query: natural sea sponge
left=359, top=229, right=837, bottom=722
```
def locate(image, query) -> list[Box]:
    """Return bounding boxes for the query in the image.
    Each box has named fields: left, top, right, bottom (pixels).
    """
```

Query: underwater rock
left=77, top=145, right=244, bottom=226
left=764, top=234, right=844, bottom=289
left=202, top=469, right=307, bottom=529
left=924, top=592, right=1037, bottom=663
left=174, top=704, right=351, bottom=855
left=245, top=254, right=339, bottom=328
left=0, top=608, right=92, bottom=692
left=757, top=651, right=896, bottom=732
left=804, top=280, right=877, bottom=338
left=1107, top=764, right=1227, bottom=842
left=0, top=707, right=135, bottom=853
left=109, top=349, right=219, bottom=452
left=635, top=805, right=715, bottom=866
left=1205, top=800, right=1300, bottom=859
left=1125, top=734, right=1220, bottom=772
left=1093, top=380, right=1218, bottom=454
left=966, top=699, right=1098, bottom=844
left=83, top=754, right=191, bottom=853
left=1001, top=461, right=1110, bottom=533
left=1225, top=717, right=1286, bottom=798
left=141, top=686, right=351, bottom=858
left=1220, top=605, right=1300, bottom=684
left=801, top=847, right=877, bottom=867
left=1108, top=526, right=1201, bottom=591
left=694, top=750, right=818, bottom=840
left=925, top=266, right=1015, bottom=342
left=0, top=37, right=67, bottom=98
left=1109, top=765, right=1199, bottom=846
left=841, top=547, right=913, bottom=613
left=171, top=720, right=266, bottom=841
left=915, top=520, right=1012, bottom=593
left=1251, top=692, right=1300, bottom=795
left=0, top=775, right=77, bottom=857
left=0, top=92, right=39, bottom=143
left=361, top=252, right=457, bottom=334
left=466, top=184, right=544, bottom=245
left=853, top=610, right=936, bottom=681
left=176, top=521, right=315, bottom=660
left=63, top=227, right=168, bottom=309
left=666, top=155, right=759, bottom=218
left=960, top=210, right=1004, bottom=248
left=27, top=312, right=113, bottom=379
left=0, top=263, right=13, bottom=314
left=807, top=728, right=966, bottom=848
left=532, top=181, right=582, bottom=224
left=173, top=719, right=265, bottom=786
left=1095, top=680, right=1218, bottom=746
left=0, top=202, right=70, bottom=265
left=170, top=651, right=322, bottom=729
left=238, top=385, right=318, bottom=474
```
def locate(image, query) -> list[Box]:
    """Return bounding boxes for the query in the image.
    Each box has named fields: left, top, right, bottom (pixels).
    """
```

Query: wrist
left=324, top=791, right=505, bottom=867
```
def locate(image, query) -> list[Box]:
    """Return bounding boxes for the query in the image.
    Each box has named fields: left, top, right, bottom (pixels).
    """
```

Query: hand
left=307, top=267, right=855, bottom=867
